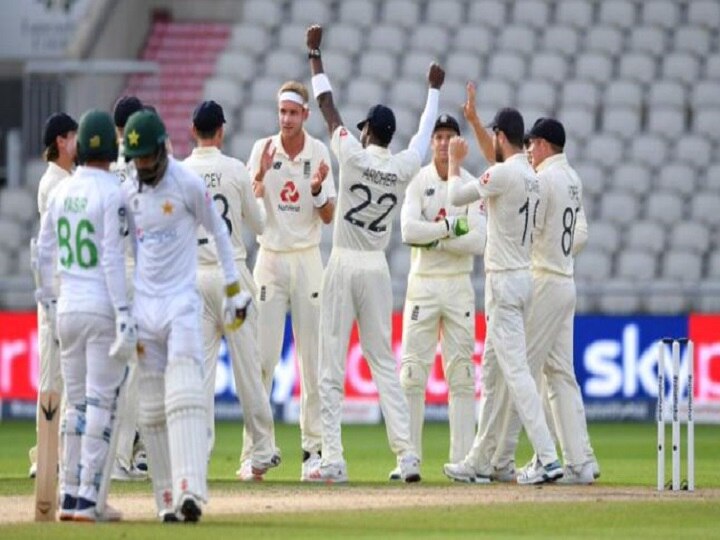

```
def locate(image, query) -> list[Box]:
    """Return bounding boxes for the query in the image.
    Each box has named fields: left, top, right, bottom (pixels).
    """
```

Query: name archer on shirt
left=362, top=167, right=398, bottom=187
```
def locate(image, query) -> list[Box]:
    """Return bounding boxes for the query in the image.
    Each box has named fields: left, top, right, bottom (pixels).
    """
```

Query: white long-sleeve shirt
left=247, top=130, right=335, bottom=252
left=183, top=146, right=264, bottom=265
left=532, top=153, right=588, bottom=276
left=450, top=153, right=542, bottom=272
left=37, top=166, right=129, bottom=317
left=123, top=157, right=239, bottom=296
left=401, top=162, right=486, bottom=276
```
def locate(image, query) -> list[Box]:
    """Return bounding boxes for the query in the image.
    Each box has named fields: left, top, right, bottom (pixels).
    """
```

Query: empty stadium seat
left=640, top=0, right=679, bottom=30
left=446, top=52, right=482, bottom=80
left=556, top=1, right=593, bottom=29
left=575, top=53, right=613, bottom=84
left=228, top=24, right=269, bottom=54
left=618, top=53, right=656, bottom=85
left=628, top=26, right=666, bottom=57
left=277, top=23, right=311, bottom=51
left=388, top=78, right=425, bottom=110
left=425, top=0, right=464, bottom=28
left=648, top=81, right=686, bottom=108
left=647, top=107, right=686, bottom=138
left=669, top=222, right=710, bottom=254
left=598, top=280, right=643, bottom=314
left=605, top=80, right=643, bottom=109
left=409, top=24, right=449, bottom=56
left=599, top=192, right=638, bottom=226
left=249, top=77, right=283, bottom=106
left=512, top=0, right=550, bottom=29
left=693, top=108, right=720, bottom=141
left=558, top=107, right=595, bottom=141
left=656, top=163, right=698, bottom=197
left=382, top=0, right=420, bottom=29
left=229, top=133, right=256, bottom=162
left=203, top=77, right=243, bottom=109
left=440, top=79, right=467, bottom=110
left=338, top=0, right=376, bottom=27
left=401, top=51, right=436, bottom=81
left=584, top=134, right=624, bottom=165
left=703, top=165, right=720, bottom=192
left=610, top=163, right=651, bottom=196
left=688, top=0, right=720, bottom=29
left=602, top=107, right=641, bottom=139
left=586, top=26, right=624, bottom=57
left=0, top=187, right=35, bottom=224
left=346, top=79, right=384, bottom=107
left=325, top=24, right=363, bottom=55
left=367, top=24, right=406, bottom=54
left=516, top=80, right=555, bottom=110
left=453, top=25, right=493, bottom=55
left=696, top=281, right=720, bottom=312
left=263, top=50, right=304, bottom=80
left=662, top=251, right=703, bottom=282
left=617, top=251, right=657, bottom=280
left=690, top=191, right=720, bottom=227
left=215, top=51, right=255, bottom=83
left=529, top=53, right=569, bottom=84
left=560, top=80, right=599, bottom=109
left=625, top=221, right=665, bottom=254
left=498, top=25, right=536, bottom=56
left=242, top=0, right=281, bottom=28
left=645, top=281, right=688, bottom=314
left=630, top=134, right=668, bottom=168
left=321, top=51, right=354, bottom=84
left=673, top=26, right=711, bottom=57
left=467, top=0, right=507, bottom=29
left=575, top=249, right=612, bottom=281
left=289, top=0, right=332, bottom=26
left=0, top=218, right=25, bottom=250
left=675, top=135, right=713, bottom=168
left=574, top=163, right=605, bottom=197
left=646, top=191, right=684, bottom=226
left=242, top=107, right=277, bottom=134
left=662, top=53, right=700, bottom=85
left=708, top=253, right=720, bottom=278
left=359, top=51, right=397, bottom=83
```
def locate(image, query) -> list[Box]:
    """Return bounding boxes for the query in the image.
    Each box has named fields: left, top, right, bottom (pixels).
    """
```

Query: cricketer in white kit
left=183, top=100, right=277, bottom=481
left=36, top=110, right=137, bottom=521
left=305, top=24, right=445, bottom=483
left=444, top=96, right=563, bottom=485
left=29, top=112, right=78, bottom=479
left=397, top=114, right=486, bottom=478
left=491, top=118, right=598, bottom=484
left=122, top=110, right=251, bottom=522
left=247, top=80, right=335, bottom=480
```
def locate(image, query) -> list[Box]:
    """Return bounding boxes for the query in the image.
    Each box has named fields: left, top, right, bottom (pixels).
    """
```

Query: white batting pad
left=60, top=403, right=84, bottom=496
left=166, top=356, right=208, bottom=505
left=78, top=398, right=114, bottom=503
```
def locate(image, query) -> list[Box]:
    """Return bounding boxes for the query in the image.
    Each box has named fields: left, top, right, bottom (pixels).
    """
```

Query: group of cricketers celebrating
left=30, top=24, right=599, bottom=524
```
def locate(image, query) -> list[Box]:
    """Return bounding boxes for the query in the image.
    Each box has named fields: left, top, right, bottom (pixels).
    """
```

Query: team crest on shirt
left=481, top=172, right=491, bottom=185
left=272, top=161, right=282, bottom=170
left=162, top=200, right=174, bottom=215
left=424, top=188, right=435, bottom=196
left=303, top=160, right=311, bottom=179
left=434, top=208, right=447, bottom=222
left=568, top=185, right=580, bottom=203
left=278, top=180, right=301, bottom=212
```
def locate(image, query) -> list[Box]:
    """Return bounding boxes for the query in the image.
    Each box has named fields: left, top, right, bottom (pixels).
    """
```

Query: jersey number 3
left=343, top=184, right=397, bottom=233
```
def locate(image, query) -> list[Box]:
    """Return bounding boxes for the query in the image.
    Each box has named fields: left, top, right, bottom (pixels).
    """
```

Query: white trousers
left=493, top=272, right=595, bottom=468
left=319, top=249, right=414, bottom=464
left=463, top=270, right=558, bottom=471
left=400, top=273, right=476, bottom=462
left=254, top=246, right=323, bottom=454
left=198, top=263, right=275, bottom=466
left=57, top=311, right=126, bottom=503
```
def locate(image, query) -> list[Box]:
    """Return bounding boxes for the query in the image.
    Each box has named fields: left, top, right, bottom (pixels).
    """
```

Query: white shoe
left=557, top=462, right=594, bottom=485
left=388, top=466, right=401, bottom=481
left=28, top=446, right=37, bottom=478
left=178, top=493, right=202, bottom=523
left=399, top=454, right=421, bottom=483
left=236, top=459, right=263, bottom=482
left=133, top=448, right=148, bottom=473
left=304, top=460, right=348, bottom=484
left=443, top=461, right=492, bottom=484
left=491, top=463, right=516, bottom=483
left=111, top=459, right=148, bottom=481
left=516, top=458, right=564, bottom=485
left=73, top=498, right=122, bottom=522
left=591, top=457, right=601, bottom=479
left=28, top=462, right=37, bottom=479
left=301, top=452, right=322, bottom=482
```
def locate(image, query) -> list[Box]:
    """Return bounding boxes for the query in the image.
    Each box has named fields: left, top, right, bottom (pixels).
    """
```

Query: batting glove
left=35, top=289, right=59, bottom=345
left=109, top=307, right=138, bottom=362
left=223, top=282, right=252, bottom=331
left=445, top=215, right=469, bottom=238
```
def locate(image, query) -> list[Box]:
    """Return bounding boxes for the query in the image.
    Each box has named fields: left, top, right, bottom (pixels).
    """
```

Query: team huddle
left=30, top=24, right=598, bottom=523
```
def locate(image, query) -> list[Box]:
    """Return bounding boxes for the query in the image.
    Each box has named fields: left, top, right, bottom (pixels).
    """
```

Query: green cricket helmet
left=76, top=109, right=118, bottom=164
left=123, top=110, right=168, bottom=159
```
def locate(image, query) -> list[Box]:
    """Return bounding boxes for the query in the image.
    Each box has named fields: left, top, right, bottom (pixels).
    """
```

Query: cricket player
left=28, top=112, right=78, bottom=479
left=36, top=109, right=137, bottom=521
left=443, top=87, right=563, bottom=485
left=394, top=114, right=486, bottom=480
left=305, top=24, right=444, bottom=483
left=122, top=110, right=251, bottom=522
left=109, top=95, right=149, bottom=481
left=247, top=80, right=336, bottom=480
left=490, top=118, right=598, bottom=484
left=183, top=100, right=278, bottom=481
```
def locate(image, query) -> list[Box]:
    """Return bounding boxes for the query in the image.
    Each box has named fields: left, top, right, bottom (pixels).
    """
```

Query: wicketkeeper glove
left=445, top=215, right=469, bottom=238
left=223, top=282, right=252, bottom=331
left=109, top=307, right=138, bottom=362
left=410, top=240, right=439, bottom=250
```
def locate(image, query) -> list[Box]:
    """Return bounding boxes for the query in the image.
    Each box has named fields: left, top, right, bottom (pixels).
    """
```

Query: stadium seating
left=3, top=0, right=719, bottom=313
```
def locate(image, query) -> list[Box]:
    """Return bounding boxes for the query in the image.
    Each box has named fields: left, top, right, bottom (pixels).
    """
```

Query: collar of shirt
left=536, top=152, right=567, bottom=173
left=47, top=160, right=71, bottom=178
left=191, top=146, right=221, bottom=157
left=505, top=153, right=530, bottom=166
left=272, top=130, right=312, bottom=161
left=366, top=144, right=391, bottom=157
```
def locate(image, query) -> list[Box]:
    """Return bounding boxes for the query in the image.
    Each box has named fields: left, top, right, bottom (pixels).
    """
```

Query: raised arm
left=464, top=82, right=495, bottom=165
left=307, top=25, right=344, bottom=136
left=406, top=64, right=445, bottom=161
left=448, top=136, right=481, bottom=205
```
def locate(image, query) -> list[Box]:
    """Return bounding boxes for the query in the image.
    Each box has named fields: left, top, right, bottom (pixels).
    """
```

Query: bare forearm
left=317, top=199, right=335, bottom=224
left=469, top=118, right=495, bottom=164
left=310, top=56, right=343, bottom=135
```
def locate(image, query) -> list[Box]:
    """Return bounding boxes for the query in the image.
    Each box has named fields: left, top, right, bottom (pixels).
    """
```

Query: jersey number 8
left=57, top=217, right=98, bottom=269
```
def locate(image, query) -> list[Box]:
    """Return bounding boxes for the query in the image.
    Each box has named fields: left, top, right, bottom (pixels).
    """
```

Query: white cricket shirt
left=184, top=146, right=264, bottom=265
left=37, top=161, right=71, bottom=215
left=248, top=131, right=335, bottom=251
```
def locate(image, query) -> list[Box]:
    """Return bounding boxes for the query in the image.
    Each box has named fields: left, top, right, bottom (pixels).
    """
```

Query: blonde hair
left=277, top=81, right=309, bottom=104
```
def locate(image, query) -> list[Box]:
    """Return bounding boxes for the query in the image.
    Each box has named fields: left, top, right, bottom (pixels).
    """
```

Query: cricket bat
left=34, top=390, right=61, bottom=521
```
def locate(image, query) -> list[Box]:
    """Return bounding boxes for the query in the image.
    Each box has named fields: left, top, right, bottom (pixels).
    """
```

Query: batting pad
left=138, top=369, right=173, bottom=514
left=78, top=397, right=114, bottom=503
left=60, top=403, right=85, bottom=496
left=166, top=356, right=208, bottom=505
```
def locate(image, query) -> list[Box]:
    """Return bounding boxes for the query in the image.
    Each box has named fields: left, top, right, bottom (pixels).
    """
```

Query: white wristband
left=312, top=185, right=328, bottom=208
left=311, top=73, right=332, bottom=99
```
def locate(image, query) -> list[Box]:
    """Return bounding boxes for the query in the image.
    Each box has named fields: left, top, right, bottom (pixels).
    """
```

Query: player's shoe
left=58, top=493, right=77, bottom=521
left=133, top=448, right=148, bottom=474
left=28, top=446, right=37, bottom=478
left=491, top=463, right=516, bottom=483
left=179, top=494, right=202, bottom=523
left=556, top=462, right=594, bottom=485
left=399, top=454, right=421, bottom=483
left=304, top=460, right=348, bottom=484
left=236, top=459, right=263, bottom=482
left=73, top=497, right=122, bottom=522
left=591, top=457, right=601, bottom=479
left=160, top=510, right=180, bottom=523
left=516, top=458, right=564, bottom=485
left=112, top=458, right=148, bottom=481
left=443, top=461, right=492, bottom=483
left=388, top=466, right=401, bottom=481
left=301, top=451, right=322, bottom=482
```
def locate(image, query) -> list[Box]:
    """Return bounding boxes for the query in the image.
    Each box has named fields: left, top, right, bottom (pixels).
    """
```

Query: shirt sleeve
left=573, top=204, right=588, bottom=256
left=440, top=199, right=487, bottom=256
left=247, top=139, right=262, bottom=179
left=400, top=178, right=447, bottom=244
left=474, top=163, right=510, bottom=198
left=448, top=174, right=481, bottom=206
left=237, top=161, right=265, bottom=236
left=331, top=125, right=363, bottom=165
left=318, top=141, right=337, bottom=199
left=37, top=196, right=58, bottom=298
left=407, top=88, right=440, bottom=162
left=101, top=186, right=130, bottom=311
left=185, top=170, right=239, bottom=285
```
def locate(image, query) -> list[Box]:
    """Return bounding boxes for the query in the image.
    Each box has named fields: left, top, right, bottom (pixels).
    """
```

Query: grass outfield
left=0, top=419, right=718, bottom=538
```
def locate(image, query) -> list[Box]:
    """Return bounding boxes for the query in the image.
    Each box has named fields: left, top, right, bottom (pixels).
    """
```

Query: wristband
left=312, top=185, right=328, bottom=208
left=308, top=48, right=321, bottom=59
left=225, top=281, right=240, bottom=297
left=311, top=73, right=332, bottom=99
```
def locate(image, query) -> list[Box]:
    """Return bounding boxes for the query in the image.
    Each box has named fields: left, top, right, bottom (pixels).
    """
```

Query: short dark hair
left=42, top=143, right=59, bottom=162
left=195, top=126, right=221, bottom=140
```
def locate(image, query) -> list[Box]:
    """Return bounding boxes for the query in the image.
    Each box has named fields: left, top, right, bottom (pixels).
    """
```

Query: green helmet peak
left=76, top=109, right=118, bottom=164
left=123, top=110, right=168, bottom=159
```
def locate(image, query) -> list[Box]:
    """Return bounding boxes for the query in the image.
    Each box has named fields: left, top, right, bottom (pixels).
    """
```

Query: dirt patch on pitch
left=2, top=485, right=717, bottom=524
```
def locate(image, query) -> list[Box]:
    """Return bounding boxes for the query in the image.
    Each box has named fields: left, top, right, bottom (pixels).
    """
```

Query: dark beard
left=137, top=145, right=169, bottom=188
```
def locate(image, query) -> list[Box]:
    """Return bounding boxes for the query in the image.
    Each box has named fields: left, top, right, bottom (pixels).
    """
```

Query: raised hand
left=463, top=82, right=479, bottom=125
left=428, top=62, right=445, bottom=89
left=448, top=136, right=469, bottom=164
left=306, top=24, right=323, bottom=50
left=311, top=160, right=329, bottom=194
left=258, top=138, right=276, bottom=177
